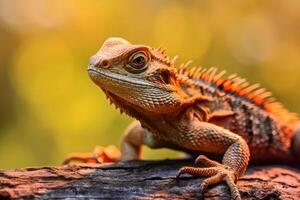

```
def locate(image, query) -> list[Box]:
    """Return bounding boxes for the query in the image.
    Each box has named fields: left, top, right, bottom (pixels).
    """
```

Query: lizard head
left=88, top=37, right=184, bottom=114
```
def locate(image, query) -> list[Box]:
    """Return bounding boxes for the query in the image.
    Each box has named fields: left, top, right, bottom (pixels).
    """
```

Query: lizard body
left=82, top=37, right=300, bottom=199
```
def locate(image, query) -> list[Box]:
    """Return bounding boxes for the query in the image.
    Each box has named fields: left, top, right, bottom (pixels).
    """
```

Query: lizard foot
left=63, top=145, right=121, bottom=164
left=176, top=155, right=241, bottom=200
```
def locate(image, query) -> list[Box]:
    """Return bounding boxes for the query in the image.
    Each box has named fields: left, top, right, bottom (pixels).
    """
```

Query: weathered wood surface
left=0, top=160, right=300, bottom=200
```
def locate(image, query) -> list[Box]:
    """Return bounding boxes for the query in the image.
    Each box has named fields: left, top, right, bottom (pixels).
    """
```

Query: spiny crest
left=151, top=47, right=177, bottom=67
left=105, top=92, right=134, bottom=118
left=177, top=65, right=299, bottom=124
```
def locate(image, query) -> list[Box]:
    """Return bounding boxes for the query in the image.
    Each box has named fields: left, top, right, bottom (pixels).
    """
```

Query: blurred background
left=0, top=0, right=299, bottom=169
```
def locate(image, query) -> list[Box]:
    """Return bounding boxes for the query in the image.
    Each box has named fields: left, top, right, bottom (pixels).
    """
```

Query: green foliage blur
left=0, top=0, right=300, bottom=169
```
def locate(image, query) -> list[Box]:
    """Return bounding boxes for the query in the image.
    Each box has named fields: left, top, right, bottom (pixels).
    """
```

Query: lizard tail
left=292, top=124, right=300, bottom=160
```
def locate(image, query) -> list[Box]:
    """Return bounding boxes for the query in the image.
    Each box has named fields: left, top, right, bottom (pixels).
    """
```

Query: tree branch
left=0, top=160, right=299, bottom=199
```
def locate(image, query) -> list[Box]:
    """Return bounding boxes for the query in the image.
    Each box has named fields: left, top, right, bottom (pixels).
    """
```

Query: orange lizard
left=65, top=37, right=300, bottom=199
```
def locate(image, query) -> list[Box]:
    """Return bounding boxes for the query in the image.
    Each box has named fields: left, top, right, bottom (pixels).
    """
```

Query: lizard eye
left=131, top=53, right=147, bottom=68
left=125, top=51, right=149, bottom=73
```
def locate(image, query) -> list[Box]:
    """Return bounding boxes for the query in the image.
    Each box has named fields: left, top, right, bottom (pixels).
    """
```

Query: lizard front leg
left=176, top=122, right=250, bottom=200
left=63, top=120, right=160, bottom=164
left=120, top=120, right=145, bottom=161
left=121, top=120, right=167, bottom=161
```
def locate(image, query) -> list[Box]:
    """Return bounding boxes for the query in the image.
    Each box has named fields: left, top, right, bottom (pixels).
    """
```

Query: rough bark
left=0, top=160, right=299, bottom=200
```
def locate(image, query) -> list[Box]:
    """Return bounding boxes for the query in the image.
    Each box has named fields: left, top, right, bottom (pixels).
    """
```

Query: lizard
left=64, top=37, right=300, bottom=199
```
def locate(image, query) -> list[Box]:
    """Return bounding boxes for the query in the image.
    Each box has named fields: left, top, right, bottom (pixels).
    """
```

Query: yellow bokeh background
left=0, top=0, right=299, bottom=169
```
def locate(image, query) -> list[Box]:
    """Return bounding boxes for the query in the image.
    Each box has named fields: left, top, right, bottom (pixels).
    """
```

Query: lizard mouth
left=87, top=66, right=168, bottom=91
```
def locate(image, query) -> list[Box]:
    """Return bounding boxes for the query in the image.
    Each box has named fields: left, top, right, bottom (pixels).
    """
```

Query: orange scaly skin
left=67, top=37, right=300, bottom=199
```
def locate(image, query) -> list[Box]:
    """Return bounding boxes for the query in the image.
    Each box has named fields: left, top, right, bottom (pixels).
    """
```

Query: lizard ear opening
left=160, top=70, right=170, bottom=84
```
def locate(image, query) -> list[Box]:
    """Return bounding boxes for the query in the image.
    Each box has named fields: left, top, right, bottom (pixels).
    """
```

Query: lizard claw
left=199, top=181, right=208, bottom=193
left=63, top=145, right=121, bottom=164
left=175, top=170, right=184, bottom=182
left=177, top=157, right=241, bottom=200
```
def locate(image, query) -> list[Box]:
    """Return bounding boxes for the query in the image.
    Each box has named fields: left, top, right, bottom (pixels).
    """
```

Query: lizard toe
left=176, top=166, right=218, bottom=181
left=176, top=161, right=241, bottom=199
left=224, top=173, right=241, bottom=200
left=194, top=155, right=222, bottom=167
left=63, top=145, right=120, bottom=164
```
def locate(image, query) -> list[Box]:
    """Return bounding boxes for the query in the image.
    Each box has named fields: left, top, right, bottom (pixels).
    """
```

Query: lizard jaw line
left=87, top=67, right=168, bottom=91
